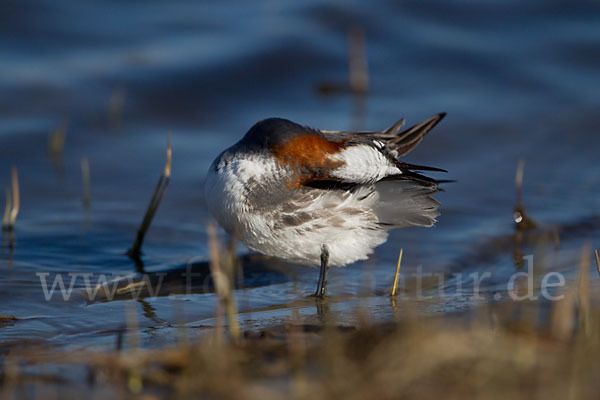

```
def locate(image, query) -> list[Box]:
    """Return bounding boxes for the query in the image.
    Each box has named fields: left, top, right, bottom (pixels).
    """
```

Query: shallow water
left=1, top=0, right=600, bottom=351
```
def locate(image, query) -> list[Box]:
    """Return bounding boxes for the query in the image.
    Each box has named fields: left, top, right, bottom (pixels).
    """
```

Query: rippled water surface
left=1, top=0, right=599, bottom=350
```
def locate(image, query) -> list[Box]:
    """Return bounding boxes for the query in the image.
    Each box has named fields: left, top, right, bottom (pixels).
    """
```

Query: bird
left=205, top=114, right=447, bottom=297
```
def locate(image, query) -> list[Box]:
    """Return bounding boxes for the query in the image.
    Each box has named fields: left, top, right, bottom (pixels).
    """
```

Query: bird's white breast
left=204, top=150, right=389, bottom=267
left=205, top=153, right=282, bottom=236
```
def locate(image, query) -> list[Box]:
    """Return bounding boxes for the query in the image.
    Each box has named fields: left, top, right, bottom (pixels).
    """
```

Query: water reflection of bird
left=205, top=114, right=447, bottom=297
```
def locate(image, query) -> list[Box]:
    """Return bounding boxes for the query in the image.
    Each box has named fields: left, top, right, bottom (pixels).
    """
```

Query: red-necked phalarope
left=205, top=114, right=447, bottom=296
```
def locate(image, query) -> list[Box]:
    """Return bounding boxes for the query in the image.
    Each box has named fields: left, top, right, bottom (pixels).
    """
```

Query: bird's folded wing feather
left=321, top=113, right=446, bottom=158
left=314, top=113, right=446, bottom=186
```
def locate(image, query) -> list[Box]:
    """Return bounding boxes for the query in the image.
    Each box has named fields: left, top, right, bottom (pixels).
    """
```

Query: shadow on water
left=87, top=254, right=293, bottom=303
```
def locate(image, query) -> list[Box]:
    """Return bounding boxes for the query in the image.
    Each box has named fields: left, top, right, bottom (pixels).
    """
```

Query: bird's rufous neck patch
left=272, top=134, right=345, bottom=169
left=272, top=134, right=346, bottom=188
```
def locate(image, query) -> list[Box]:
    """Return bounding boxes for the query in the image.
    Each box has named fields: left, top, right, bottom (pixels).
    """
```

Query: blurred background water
left=1, top=0, right=599, bottom=350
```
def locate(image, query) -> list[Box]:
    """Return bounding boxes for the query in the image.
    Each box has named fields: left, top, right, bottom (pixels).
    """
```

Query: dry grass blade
left=2, top=188, right=11, bottom=229
left=595, top=249, right=599, bottom=277
left=549, top=287, right=577, bottom=341
left=81, top=157, right=91, bottom=207
left=515, top=157, right=525, bottom=197
left=124, top=301, right=143, bottom=393
left=10, top=167, right=19, bottom=222
left=2, top=167, right=20, bottom=231
left=390, top=248, right=403, bottom=297
left=577, top=244, right=591, bottom=336
left=207, top=223, right=240, bottom=344
left=348, top=27, right=369, bottom=94
left=48, top=120, right=68, bottom=171
left=127, top=136, right=172, bottom=259
left=10, top=166, right=19, bottom=226
left=108, top=85, right=126, bottom=130
left=316, top=27, right=369, bottom=96
left=513, top=158, right=537, bottom=231
left=207, top=223, right=224, bottom=344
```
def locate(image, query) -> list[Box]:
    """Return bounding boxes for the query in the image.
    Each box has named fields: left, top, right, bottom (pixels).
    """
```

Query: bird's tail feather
left=373, top=179, right=440, bottom=228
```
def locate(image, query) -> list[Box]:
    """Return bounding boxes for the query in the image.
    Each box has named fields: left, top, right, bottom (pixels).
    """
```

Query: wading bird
left=205, top=114, right=447, bottom=297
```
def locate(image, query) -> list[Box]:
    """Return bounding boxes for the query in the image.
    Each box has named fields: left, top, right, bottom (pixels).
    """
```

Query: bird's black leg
left=315, top=244, right=329, bottom=297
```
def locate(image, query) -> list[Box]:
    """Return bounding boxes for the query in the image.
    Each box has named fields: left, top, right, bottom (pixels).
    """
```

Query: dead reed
left=2, top=166, right=20, bottom=231
left=514, top=158, right=537, bottom=231
left=127, top=136, right=172, bottom=259
left=81, top=157, right=91, bottom=208
left=207, top=223, right=241, bottom=344
left=390, top=248, right=403, bottom=297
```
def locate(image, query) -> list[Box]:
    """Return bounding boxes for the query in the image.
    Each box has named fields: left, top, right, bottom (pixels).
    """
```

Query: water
left=1, top=0, right=599, bottom=351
